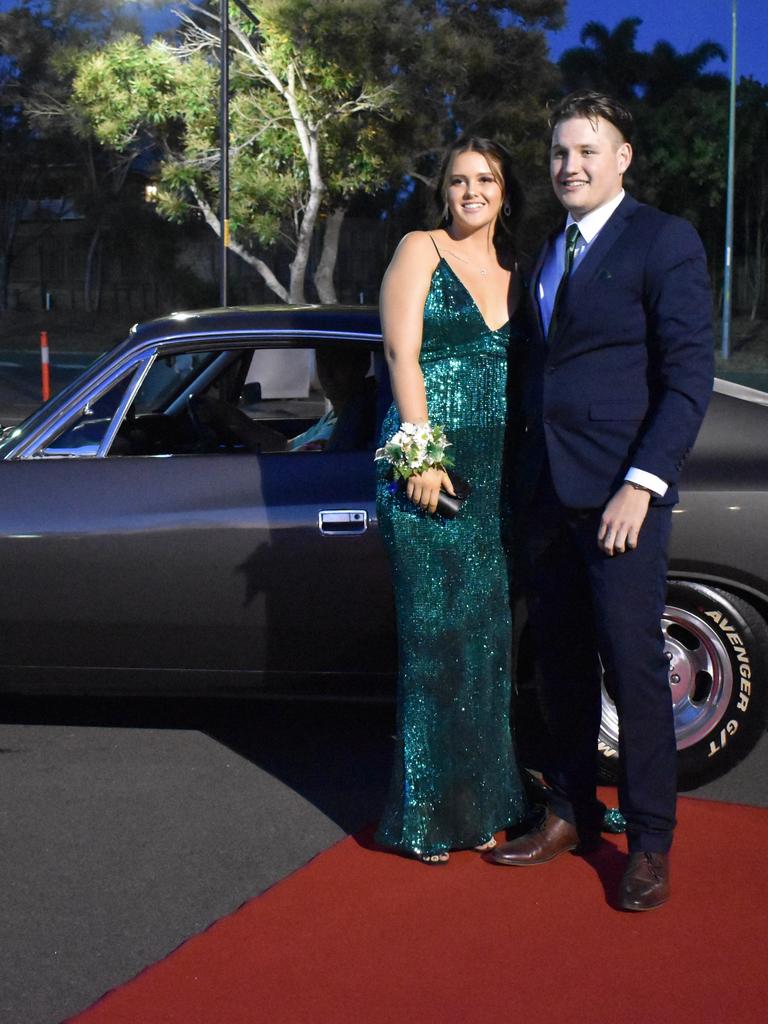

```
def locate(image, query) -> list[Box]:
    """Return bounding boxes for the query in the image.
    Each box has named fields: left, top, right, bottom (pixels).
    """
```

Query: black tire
left=598, top=582, right=768, bottom=787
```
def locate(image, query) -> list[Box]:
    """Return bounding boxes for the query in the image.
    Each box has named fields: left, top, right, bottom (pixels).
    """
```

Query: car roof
left=130, top=305, right=382, bottom=344
left=0, top=306, right=384, bottom=458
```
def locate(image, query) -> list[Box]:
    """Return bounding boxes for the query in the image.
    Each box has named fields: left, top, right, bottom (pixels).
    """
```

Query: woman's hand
left=406, top=468, right=456, bottom=515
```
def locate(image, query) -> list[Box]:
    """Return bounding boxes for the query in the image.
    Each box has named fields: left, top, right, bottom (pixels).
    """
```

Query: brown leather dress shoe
left=617, top=852, right=670, bottom=911
left=484, top=811, right=583, bottom=866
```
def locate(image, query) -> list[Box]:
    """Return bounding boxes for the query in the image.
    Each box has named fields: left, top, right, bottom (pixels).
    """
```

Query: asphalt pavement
left=0, top=697, right=394, bottom=1024
left=1, top=694, right=766, bottom=1024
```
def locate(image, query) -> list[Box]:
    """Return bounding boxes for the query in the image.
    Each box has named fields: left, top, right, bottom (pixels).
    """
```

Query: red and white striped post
left=40, top=330, right=51, bottom=402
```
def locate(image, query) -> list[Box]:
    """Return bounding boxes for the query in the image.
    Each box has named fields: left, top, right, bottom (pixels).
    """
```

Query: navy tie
left=548, top=223, right=582, bottom=341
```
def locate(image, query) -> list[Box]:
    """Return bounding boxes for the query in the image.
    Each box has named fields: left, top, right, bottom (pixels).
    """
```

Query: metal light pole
left=721, top=0, right=738, bottom=359
left=219, top=0, right=229, bottom=307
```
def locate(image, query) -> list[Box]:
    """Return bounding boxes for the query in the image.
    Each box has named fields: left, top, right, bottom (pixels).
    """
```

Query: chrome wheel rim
left=600, top=603, right=735, bottom=753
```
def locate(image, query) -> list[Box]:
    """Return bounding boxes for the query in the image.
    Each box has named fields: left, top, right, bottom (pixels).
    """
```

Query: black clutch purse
left=396, top=470, right=472, bottom=518
left=436, top=471, right=472, bottom=519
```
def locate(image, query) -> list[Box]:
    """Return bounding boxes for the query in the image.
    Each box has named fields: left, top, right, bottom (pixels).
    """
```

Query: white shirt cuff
left=625, top=467, right=668, bottom=497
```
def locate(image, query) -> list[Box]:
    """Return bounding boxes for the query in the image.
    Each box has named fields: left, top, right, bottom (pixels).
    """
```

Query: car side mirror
left=240, top=382, right=262, bottom=405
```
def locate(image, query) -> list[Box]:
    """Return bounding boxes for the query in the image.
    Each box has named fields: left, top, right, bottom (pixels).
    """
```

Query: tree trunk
left=750, top=219, right=763, bottom=322
left=753, top=173, right=768, bottom=321
left=190, top=186, right=289, bottom=303
left=0, top=249, right=11, bottom=313
left=289, top=169, right=323, bottom=303
left=94, top=236, right=104, bottom=314
left=230, top=237, right=290, bottom=303
left=313, top=209, right=345, bottom=304
left=0, top=211, right=19, bottom=313
left=84, top=225, right=102, bottom=313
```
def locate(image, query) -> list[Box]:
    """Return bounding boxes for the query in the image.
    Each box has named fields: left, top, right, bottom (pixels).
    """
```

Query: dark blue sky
left=547, top=0, right=765, bottom=83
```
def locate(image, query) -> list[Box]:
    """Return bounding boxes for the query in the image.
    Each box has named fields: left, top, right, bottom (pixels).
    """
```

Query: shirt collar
left=566, top=189, right=625, bottom=244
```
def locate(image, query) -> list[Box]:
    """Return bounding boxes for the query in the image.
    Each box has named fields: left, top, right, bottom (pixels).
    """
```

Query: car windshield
left=0, top=343, right=126, bottom=457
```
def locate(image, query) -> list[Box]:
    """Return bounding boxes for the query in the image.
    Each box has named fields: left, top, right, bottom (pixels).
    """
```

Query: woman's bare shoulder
left=395, top=230, right=439, bottom=255
left=388, top=231, right=441, bottom=275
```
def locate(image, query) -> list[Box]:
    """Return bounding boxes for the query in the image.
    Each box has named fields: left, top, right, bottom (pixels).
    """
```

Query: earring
left=503, top=200, right=511, bottom=217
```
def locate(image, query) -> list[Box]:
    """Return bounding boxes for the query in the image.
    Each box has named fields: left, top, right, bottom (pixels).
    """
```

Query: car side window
left=38, top=370, right=135, bottom=458
left=132, top=351, right=220, bottom=413
left=108, top=342, right=390, bottom=457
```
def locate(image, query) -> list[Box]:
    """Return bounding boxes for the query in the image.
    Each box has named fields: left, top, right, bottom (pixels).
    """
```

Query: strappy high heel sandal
left=419, top=851, right=450, bottom=865
left=474, top=837, right=497, bottom=852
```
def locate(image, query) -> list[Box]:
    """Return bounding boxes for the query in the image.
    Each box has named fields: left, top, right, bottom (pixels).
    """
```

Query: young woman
left=375, top=137, right=529, bottom=863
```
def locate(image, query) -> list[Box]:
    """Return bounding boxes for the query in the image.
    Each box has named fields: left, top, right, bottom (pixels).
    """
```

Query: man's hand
left=598, top=483, right=652, bottom=555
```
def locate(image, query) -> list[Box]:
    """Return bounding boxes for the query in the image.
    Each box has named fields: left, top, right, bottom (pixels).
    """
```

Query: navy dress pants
left=523, top=468, right=677, bottom=853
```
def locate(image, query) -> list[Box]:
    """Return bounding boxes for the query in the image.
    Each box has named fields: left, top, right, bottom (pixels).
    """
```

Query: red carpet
left=70, top=794, right=767, bottom=1024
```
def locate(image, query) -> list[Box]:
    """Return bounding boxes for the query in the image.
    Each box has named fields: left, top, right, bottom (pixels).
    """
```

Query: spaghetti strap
left=427, top=234, right=441, bottom=259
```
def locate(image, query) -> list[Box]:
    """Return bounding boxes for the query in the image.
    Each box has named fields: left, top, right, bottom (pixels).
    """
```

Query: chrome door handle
left=318, top=510, right=368, bottom=535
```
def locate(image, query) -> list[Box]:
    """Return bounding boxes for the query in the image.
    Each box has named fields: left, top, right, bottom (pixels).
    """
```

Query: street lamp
left=721, top=0, right=738, bottom=360
left=219, top=0, right=229, bottom=306
left=218, top=0, right=260, bottom=307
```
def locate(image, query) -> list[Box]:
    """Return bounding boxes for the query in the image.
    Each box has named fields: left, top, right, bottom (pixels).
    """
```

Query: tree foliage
left=558, top=18, right=729, bottom=243
left=6, top=3, right=766, bottom=320
left=559, top=17, right=646, bottom=102
left=69, top=0, right=566, bottom=302
left=0, top=0, right=163, bottom=311
left=735, top=79, right=768, bottom=318
left=270, top=1, right=566, bottom=243
left=70, top=2, right=398, bottom=302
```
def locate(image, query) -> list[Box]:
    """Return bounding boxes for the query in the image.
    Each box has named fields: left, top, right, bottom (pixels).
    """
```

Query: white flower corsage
left=375, top=420, right=453, bottom=481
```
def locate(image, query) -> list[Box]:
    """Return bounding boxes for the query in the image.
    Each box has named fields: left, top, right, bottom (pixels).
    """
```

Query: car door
left=0, top=336, right=397, bottom=693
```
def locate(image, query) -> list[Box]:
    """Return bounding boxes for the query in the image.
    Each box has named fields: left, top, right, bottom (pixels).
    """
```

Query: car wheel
left=598, top=582, right=768, bottom=787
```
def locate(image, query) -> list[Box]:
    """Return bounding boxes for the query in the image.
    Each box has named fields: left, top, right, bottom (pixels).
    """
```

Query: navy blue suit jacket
left=521, top=194, right=714, bottom=508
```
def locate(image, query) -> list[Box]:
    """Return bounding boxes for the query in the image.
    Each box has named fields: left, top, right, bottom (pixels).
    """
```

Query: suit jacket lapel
left=530, top=232, right=556, bottom=345
left=550, top=194, right=639, bottom=346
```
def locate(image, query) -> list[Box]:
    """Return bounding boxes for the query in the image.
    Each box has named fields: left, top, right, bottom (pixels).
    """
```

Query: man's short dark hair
left=549, top=90, right=633, bottom=144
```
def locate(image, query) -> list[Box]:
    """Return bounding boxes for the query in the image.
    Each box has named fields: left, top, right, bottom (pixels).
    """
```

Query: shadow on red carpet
left=67, top=793, right=767, bottom=1024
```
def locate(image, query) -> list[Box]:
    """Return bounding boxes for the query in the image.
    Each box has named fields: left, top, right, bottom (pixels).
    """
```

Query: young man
left=486, top=91, right=714, bottom=910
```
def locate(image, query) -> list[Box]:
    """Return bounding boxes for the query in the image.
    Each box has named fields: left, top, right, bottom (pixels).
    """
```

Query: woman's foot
left=420, top=852, right=450, bottom=864
left=413, top=836, right=498, bottom=862
left=474, top=837, right=497, bottom=852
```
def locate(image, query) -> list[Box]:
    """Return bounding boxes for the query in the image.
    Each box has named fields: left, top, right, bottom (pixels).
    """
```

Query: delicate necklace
left=443, top=249, right=491, bottom=275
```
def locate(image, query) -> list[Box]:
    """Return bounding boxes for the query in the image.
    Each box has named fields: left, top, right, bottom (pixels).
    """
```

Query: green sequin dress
left=376, top=257, right=529, bottom=857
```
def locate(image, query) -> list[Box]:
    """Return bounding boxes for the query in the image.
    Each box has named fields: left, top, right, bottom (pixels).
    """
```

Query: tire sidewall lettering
left=598, top=582, right=767, bottom=786
left=704, top=608, right=752, bottom=758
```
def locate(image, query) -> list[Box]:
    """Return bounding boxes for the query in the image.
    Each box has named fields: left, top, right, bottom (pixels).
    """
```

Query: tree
left=0, top=2, right=61, bottom=310
left=70, top=0, right=567, bottom=303
left=559, top=16, right=646, bottom=102
left=735, top=79, right=768, bottom=320
left=557, top=18, right=729, bottom=251
left=0, top=0, right=153, bottom=311
left=270, top=1, right=566, bottom=250
left=643, top=38, right=727, bottom=107
left=70, top=2, right=397, bottom=303
left=636, top=86, right=727, bottom=233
